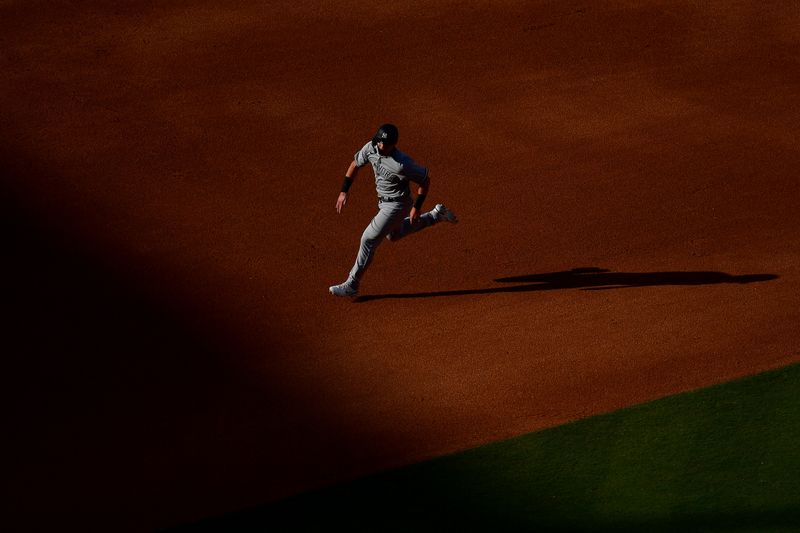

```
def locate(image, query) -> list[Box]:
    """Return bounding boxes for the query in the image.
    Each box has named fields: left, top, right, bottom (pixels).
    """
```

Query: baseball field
left=3, top=1, right=799, bottom=531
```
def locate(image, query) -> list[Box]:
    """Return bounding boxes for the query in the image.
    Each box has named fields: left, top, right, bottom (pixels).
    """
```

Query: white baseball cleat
left=434, top=203, right=458, bottom=223
left=329, top=282, right=359, bottom=297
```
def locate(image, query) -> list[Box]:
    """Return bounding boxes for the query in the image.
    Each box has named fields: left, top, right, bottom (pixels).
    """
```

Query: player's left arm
left=409, top=179, right=429, bottom=224
left=405, top=158, right=430, bottom=223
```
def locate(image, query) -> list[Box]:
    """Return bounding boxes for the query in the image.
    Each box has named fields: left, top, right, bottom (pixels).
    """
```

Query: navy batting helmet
left=373, top=123, right=399, bottom=145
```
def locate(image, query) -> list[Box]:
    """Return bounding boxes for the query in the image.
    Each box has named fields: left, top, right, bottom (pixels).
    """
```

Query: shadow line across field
left=354, top=267, right=778, bottom=303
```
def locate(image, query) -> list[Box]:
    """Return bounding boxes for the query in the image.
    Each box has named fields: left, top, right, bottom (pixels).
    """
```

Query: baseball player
left=329, top=123, right=458, bottom=297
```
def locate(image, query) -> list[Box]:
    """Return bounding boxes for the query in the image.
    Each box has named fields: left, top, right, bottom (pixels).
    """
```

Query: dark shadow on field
left=171, top=442, right=800, bottom=531
left=172, top=361, right=800, bottom=531
left=0, top=154, right=334, bottom=532
left=354, top=267, right=778, bottom=303
left=173, top=500, right=800, bottom=532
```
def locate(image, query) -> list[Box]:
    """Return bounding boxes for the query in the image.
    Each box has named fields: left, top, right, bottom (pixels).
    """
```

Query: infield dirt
left=3, top=1, right=799, bottom=530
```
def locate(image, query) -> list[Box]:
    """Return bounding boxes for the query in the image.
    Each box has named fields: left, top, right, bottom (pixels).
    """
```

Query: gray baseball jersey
left=354, top=142, right=430, bottom=199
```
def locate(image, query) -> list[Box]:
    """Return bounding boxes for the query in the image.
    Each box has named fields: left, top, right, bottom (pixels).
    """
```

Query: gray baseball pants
left=347, top=199, right=438, bottom=287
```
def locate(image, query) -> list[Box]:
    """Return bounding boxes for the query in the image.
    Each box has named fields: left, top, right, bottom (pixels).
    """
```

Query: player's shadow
left=354, top=267, right=778, bottom=303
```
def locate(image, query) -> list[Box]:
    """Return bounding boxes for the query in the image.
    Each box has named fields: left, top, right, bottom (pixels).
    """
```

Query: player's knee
left=361, top=232, right=379, bottom=246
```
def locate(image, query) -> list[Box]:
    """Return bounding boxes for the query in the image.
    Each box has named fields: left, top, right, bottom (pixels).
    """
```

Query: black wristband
left=341, top=176, right=354, bottom=193
left=414, top=193, right=427, bottom=210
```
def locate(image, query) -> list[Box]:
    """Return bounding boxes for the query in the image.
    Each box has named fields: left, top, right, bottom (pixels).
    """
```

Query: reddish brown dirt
left=3, top=1, right=799, bottom=530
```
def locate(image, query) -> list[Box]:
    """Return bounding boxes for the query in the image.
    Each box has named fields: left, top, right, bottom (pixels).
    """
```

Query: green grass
left=182, top=363, right=800, bottom=532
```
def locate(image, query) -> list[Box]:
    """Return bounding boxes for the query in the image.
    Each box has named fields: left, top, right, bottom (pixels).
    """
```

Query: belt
left=378, top=196, right=404, bottom=203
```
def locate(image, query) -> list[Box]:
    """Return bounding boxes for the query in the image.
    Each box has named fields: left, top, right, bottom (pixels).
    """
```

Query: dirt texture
left=3, top=1, right=799, bottom=530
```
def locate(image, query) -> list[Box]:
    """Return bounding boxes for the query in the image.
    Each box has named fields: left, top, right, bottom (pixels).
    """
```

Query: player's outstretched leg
left=329, top=204, right=402, bottom=297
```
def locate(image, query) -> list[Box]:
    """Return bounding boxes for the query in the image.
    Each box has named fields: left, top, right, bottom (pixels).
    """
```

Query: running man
left=329, top=123, right=458, bottom=297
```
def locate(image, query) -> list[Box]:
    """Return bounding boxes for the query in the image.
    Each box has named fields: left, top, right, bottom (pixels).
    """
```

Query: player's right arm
left=337, top=142, right=372, bottom=214
left=336, top=161, right=360, bottom=214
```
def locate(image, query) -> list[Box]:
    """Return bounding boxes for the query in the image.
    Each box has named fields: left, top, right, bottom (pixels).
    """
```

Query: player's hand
left=335, top=192, right=348, bottom=214
left=409, top=207, right=420, bottom=224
